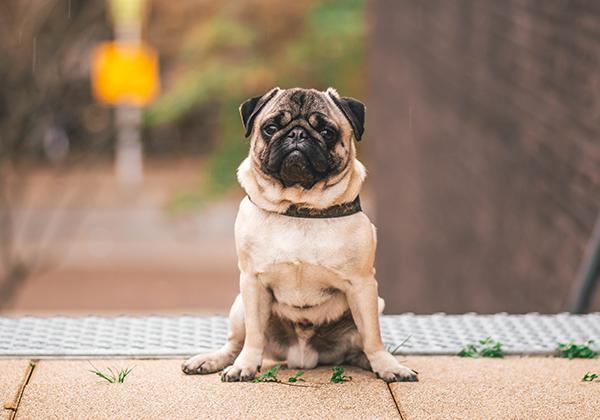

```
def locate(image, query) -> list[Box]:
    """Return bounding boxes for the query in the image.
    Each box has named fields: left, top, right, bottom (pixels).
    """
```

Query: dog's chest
left=264, top=261, right=339, bottom=307
left=235, top=197, right=375, bottom=298
left=247, top=221, right=351, bottom=292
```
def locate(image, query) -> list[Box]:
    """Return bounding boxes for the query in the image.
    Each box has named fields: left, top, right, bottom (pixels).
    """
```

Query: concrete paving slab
left=0, top=360, right=31, bottom=420
left=391, top=356, right=600, bottom=419
left=17, top=359, right=399, bottom=419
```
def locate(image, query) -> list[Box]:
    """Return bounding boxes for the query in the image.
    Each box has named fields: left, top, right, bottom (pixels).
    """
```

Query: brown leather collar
left=250, top=195, right=362, bottom=218
left=285, top=195, right=362, bottom=218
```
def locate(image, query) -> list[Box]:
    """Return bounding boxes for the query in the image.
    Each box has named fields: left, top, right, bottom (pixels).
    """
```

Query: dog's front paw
left=221, top=363, right=259, bottom=382
left=182, top=351, right=234, bottom=375
left=220, top=349, right=262, bottom=382
left=369, top=351, right=418, bottom=383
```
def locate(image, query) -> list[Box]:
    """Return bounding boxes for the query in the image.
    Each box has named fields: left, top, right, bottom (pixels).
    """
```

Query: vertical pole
left=115, top=106, right=142, bottom=189
left=568, top=215, right=600, bottom=313
left=111, top=0, right=145, bottom=189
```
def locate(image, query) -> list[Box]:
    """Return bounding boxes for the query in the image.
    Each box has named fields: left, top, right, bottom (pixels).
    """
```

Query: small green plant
left=288, top=371, right=305, bottom=383
left=458, top=337, right=504, bottom=358
left=89, top=364, right=134, bottom=384
left=246, top=365, right=311, bottom=387
left=582, top=372, right=599, bottom=382
left=458, top=344, right=479, bottom=358
left=252, top=364, right=282, bottom=383
left=478, top=337, right=504, bottom=358
left=555, top=341, right=597, bottom=359
left=330, top=366, right=352, bottom=383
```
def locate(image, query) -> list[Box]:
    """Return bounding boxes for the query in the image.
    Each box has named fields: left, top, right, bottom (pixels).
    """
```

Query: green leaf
left=458, top=344, right=479, bottom=358
left=555, top=341, right=598, bottom=359
left=252, top=364, right=282, bottom=383
left=330, top=366, right=352, bottom=383
left=458, top=338, right=504, bottom=358
left=288, top=371, right=305, bottom=382
left=88, top=363, right=134, bottom=384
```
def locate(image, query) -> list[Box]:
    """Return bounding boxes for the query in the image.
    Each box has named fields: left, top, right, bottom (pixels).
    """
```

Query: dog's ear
left=327, top=88, right=365, bottom=141
left=240, top=87, right=280, bottom=138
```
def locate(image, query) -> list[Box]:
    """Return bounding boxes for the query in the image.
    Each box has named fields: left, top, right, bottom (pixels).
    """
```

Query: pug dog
left=182, top=87, right=418, bottom=383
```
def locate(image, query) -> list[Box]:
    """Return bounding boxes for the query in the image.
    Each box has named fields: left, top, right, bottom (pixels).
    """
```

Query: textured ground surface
left=0, top=360, right=31, bottom=420
left=392, top=356, right=600, bottom=420
left=11, top=360, right=398, bottom=420
left=2, top=357, right=600, bottom=419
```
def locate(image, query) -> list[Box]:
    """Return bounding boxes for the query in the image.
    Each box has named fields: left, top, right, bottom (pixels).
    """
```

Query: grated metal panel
left=380, top=313, right=600, bottom=355
left=0, top=315, right=228, bottom=357
left=0, top=314, right=598, bottom=357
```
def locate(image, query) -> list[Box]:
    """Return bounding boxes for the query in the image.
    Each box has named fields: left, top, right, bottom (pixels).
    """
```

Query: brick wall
left=368, top=0, right=600, bottom=313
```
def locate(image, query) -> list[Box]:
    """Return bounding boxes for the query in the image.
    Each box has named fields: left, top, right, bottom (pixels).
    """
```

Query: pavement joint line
left=386, top=382, right=405, bottom=419
left=6, top=359, right=36, bottom=420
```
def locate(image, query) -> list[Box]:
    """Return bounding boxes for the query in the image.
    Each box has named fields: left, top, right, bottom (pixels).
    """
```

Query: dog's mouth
left=264, top=128, right=329, bottom=188
left=279, top=150, right=313, bottom=186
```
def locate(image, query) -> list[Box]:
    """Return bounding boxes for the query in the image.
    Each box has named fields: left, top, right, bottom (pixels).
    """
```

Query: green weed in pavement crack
left=555, top=341, right=597, bottom=359
left=288, top=371, right=305, bottom=382
left=252, top=364, right=282, bottom=382
left=458, top=337, right=504, bottom=358
left=330, top=366, right=352, bottom=383
left=89, top=363, right=134, bottom=383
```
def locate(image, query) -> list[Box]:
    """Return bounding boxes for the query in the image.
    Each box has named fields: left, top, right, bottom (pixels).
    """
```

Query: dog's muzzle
left=267, top=126, right=329, bottom=187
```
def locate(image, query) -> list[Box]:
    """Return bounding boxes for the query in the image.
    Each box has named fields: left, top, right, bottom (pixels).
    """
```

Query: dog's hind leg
left=344, top=350, right=371, bottom=370
left=182, top=294, right=245, bottom=374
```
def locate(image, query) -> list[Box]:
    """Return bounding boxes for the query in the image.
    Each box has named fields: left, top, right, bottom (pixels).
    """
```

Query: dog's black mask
left=264, top=118, right=330, bottom=188
left=240, top=88, right=365, bottom=189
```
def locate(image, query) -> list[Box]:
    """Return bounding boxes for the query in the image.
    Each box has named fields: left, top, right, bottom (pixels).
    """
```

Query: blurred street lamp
left=91, top=0, right=159, bottom=189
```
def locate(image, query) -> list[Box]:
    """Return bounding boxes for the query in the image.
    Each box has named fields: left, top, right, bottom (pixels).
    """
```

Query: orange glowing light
left=91, top=42, right=159, bottom=106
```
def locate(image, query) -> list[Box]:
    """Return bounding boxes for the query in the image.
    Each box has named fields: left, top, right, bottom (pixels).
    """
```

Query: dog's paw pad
left=370, top=351, right=419, bottom=383
left=181, top=361, right=202, bottom=375
left=181, top=358, right=204, bottom=375
left=376, top=367, right=419, bottom=383
left=182, top=353, right=232, bottom=375
left=221, top=365, right=257, bottom=382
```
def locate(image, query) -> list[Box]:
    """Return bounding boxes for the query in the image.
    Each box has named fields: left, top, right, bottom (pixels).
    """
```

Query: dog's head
left=240, top=87, right=365, bottom=189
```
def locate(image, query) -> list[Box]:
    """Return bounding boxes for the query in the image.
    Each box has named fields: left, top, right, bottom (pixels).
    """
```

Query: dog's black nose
left=287, top=127, right=308, bottom=140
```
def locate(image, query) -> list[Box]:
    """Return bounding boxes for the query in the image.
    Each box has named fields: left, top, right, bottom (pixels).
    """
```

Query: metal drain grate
left=0, top=314, right=598, bottom=357
left=380, top=313, right=600, bottom=355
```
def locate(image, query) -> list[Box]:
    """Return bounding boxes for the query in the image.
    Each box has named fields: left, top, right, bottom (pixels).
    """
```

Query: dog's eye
left=262, top=124, right=278, bottom=136
left=320, top=128, right=335, bottom=141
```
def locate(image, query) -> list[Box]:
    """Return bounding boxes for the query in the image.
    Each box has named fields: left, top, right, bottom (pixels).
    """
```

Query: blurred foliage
left=0, top=0, right=112, bottom=307
left=144, top=0, right=365, bottom=212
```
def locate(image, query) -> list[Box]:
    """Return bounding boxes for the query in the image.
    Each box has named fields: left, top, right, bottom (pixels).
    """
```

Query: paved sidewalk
left=1, top=361, right=32, bottom=419
left=392, top=357, right=600, bottom=419
left=2, top=357, right=600, bottom=419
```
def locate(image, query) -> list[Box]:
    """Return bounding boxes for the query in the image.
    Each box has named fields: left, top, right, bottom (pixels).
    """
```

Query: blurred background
left=0, top=0, right=598, bottom=315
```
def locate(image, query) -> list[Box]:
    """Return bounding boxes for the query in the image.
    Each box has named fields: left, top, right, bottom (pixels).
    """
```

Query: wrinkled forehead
left=261, top=89, right=341, bottom=121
